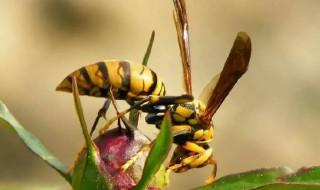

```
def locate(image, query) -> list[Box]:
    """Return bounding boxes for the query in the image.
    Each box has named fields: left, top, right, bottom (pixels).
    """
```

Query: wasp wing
left=199, top=73, right=220, bottom=104
left=200, top=32, right=251, bottom=123
left=173, top=0, right=192, bottom=95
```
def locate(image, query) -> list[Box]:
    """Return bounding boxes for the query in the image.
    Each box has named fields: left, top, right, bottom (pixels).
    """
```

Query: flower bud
left=72, top=128, right=167, bottom=190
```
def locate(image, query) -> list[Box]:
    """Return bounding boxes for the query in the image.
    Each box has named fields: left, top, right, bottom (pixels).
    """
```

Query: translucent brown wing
left=173, top=0, right=192, bottom=95
left=199, top=73, right=220, bottom=104
left=200, top=32, right=252, bottom=123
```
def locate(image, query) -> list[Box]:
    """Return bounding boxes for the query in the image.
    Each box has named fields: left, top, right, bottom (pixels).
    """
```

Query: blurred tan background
left=1, top=0, right=320, bottom=189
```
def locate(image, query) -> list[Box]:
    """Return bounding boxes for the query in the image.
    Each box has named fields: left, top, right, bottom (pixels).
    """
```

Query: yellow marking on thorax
left=203, top=127, right=214, bottom=141
left=187, top=118, right=198, bottom=125
left=193, top=129, right=204, bottom=140
left=193, top=127, right=214, bottom=142
left=176, top=105, right=193, bottom=118
left=173, top=113, right=186, bottom=122
left=171, top=125, right=192, bottom=134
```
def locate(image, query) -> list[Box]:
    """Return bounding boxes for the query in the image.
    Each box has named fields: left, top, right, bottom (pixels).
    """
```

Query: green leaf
left=134, top=112, right=172, bottom=190
left=71, top=76, right=93, bottom=147
left=194, top=167, right=292, bottom=190
left=0, top=101, right=71, bottom=183
left=70, top=76, right=110, bottom=190
left=281, top=166, right=320, bottom=183
left=129, top=109, right=140, bottom=128
left=252, top=183, right=320, bottom=190
left=142, top=30, right=155, bottom=66
left=251, top=166, right=320, bottom=189
left=129, top=30, right=155, bottom=129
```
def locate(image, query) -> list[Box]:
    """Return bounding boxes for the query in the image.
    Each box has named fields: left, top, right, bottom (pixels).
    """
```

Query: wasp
left=56, top=59, right=189, bottom=133
left=120, top=0, right=252, bottom=184
left=56, top=32, right=194, bottom=136
left=56, top=60, right=157, bottom=134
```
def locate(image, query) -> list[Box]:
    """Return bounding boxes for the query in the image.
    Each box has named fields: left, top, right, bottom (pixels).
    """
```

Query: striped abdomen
left=56, top=60, right=166, bottom=103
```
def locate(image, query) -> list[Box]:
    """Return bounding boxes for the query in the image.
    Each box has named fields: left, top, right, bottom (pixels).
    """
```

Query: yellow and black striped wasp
left=56, top=32, right=193, bottom=136
left=56, top=0, right=251, bottom=184
left=122, top=0, right=252, bottom=183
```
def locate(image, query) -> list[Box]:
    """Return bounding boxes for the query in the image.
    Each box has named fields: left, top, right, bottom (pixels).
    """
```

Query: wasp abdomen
left=56, top=60, right=165, bottom=103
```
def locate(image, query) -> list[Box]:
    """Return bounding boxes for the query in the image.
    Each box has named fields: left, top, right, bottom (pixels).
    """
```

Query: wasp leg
left=100, top=94, right=193, bottom=132
left=182, top=141, right=207, bottom=154
left=100, top=115, right=119, bottom=134
left=172, top=125, right=193, bottom=137
left=204, top=158, right=217, bottom=184
left=165, top=163, right=182, bottom=186
left=90, top=99, right=111, bottom=136
left=99, top=96, right=151, bottom=134
left=99, top=94, right=189, bottom=133
left=166, top=152, right=216, bottom=185
left=108, top=88, right=122, bottom=131
left=166, top=142, right=215, bottom=183
left=120, top=144, right=151, bottom=171
left=193, top=127, right=214, bottom=144
left=99, top=114, right=135, bottom=137
left=99, top=108, right=136, bottom=135
left=119, top=115, right=137, bottom=137
left=108, top=88, right=136, bottom=137
left=120, top=125, right=193, bottom=173
left=100, top=94, right=192, bottom=135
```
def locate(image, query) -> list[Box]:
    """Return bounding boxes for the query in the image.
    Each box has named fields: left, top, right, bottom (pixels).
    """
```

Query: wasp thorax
left=171, top=99, right=206, bottom=125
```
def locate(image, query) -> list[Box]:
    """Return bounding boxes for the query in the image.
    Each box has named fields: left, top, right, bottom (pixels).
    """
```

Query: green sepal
left=0, top=101, right=71, bottom=183
left=134, top=112, right=172, bottom=190
left=129, top=109, right=140, bottom=128
left=142, top=30, right=155, bottom=66
left=71, top=147, right=111, bottom=190
left=70, top=76, right=110, bottom=190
